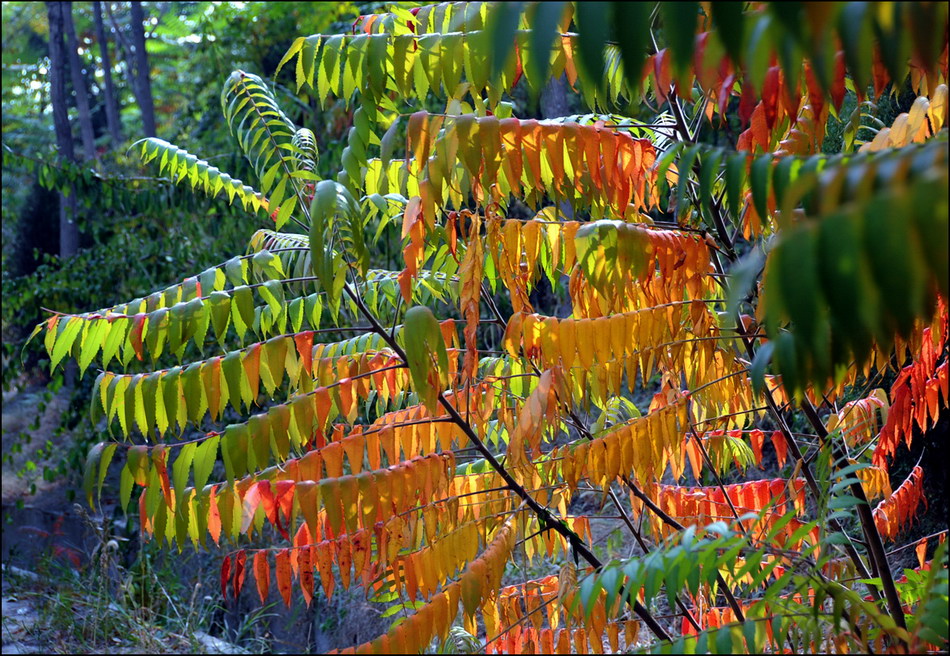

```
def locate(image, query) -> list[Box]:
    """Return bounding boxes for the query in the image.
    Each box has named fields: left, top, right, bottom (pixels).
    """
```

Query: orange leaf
left=916, top=538, right=928, bottom=569
left=323, top=441, right=344, bottom=478
left=337, top=537, right=353, bottom=590
left=253, top=550, right=270, bottom=603
left=342, top=434, right=365, bottom=475
left=749, top=429, right=765, bottom=469
left=299, top=545, right=314, bottom=606
left=315, top=541, right=336, bottom=601
left=407, top=111, right=429, bottom=174
left=770, top=430, right=788, bottom=469
left=295, top=332, right=314, bottom=376
left=275, top=548, right=292, bottom=607
left=314, top=386, right=332, bottom=433
left=208, top=485, right=222, bottom=545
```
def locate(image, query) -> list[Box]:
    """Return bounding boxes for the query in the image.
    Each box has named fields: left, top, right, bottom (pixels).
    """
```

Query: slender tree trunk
left=540, top=73, right=571, bottom=119
left=93, top=0, right=122, bottom=147
left=62, top=2, right=97, bottom=162
left=46, top=1, right=78, bottom=259
left=129, top=1, right=157, bottom=137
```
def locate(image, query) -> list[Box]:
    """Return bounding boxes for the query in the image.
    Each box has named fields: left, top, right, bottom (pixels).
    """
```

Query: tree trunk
left=93, top=0, right=122, bottom=147
left=540, top=73, right=571, bottom=120
left=46, top=1, right=78, bottom=259
left=129, top=1, right=157, bottom=137
left=62, top=2, right=97, bottom=162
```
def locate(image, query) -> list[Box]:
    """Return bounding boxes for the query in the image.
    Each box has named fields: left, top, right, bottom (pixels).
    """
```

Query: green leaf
left=711, top=2, right=746, bottom=68
left=699, top=148, right=724, bottom=222
left=402, top=305, right=448, bottom=412
left=745, top=14, right=774, bottom=94
left=816, top=210, right=874, bottom=365
left=528, top=2, right=565, bottom=88
left=78, top=320, right=106, bottom=376
left=222, top=350, right=244, bottom=411
left=488, top=2, right=524, bottom=79
left=777, top=226, right=820, bottom=355
left=120, top=465, right=134, bottom=515
left=182, top=362, right=205, bottom=426
left=172, top=442, right=197, bottom=500
left=674, top=144, right=702, bottom=220
left=193, top=435, right=220, bottom=492
left=864, top=191, right=926, bottom=339
left=772, top=331, right=800, bottom=399
left=575, top=2, right=609, bottom=83
left=310, top=180, right=339, bottom=302
left=660, top=2, right=699, bottom=83
left=50, top=316, right=83, bottom=372
left=750, top=154, right=771, bottom=227
left=838, top=3, right=872, bottom=92
left=209, top=292, right=232, bottom=346
left=379, top=118, right=400, bottom=172
left=612, top=2, right=651, bottom=100
left=771, top=155, right=798, bottom=211
left=726, top=153, right=748, bottom=224
left=224, top=256, right=246, bottom=287
left=259, top=280, right=285, bottom=317
left=725, top=247, right=764, bottom=318
left=83, top=442, right=107, bottom=507
left=275, top=36, right=304, bottom=80
left=750, top=340, right=774, bottom=399
left=222, top=424, right=249, bottom=484
left=231, top=286, right=255, bottom=342
left=274, top=195, right=297, bottom=230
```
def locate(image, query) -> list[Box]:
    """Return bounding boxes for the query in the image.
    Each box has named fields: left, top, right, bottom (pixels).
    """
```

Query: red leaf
left=512, top=44, right=523, bottom=86
left=738, top=82, right=757, bottom=128
left=654, top=50, right=672, bottom=105
left=831, top=51, right=846, bottom=113
left=233, top=550, right=247, bottom=599
left=221, top=555, right=232, bottom=600
left=256, top=480, right=279, bottom=531
left=717, top=73, right=736, bottom=122
left=151, top=445, right=172, bottom=508
left=804, top=62, right=825, bottom=120
left=274, top=480, right=296, bottom=526
left=761, top=67, right=780, bottom=129
left=130, top=313, right=147, bottom=361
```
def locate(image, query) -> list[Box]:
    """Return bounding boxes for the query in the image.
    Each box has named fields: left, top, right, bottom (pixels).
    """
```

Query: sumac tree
left=35, top=2, right=949, bottom=653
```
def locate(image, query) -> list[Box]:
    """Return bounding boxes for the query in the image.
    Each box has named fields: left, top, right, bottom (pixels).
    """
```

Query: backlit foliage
left=34, top=2, right=949, bottom=653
